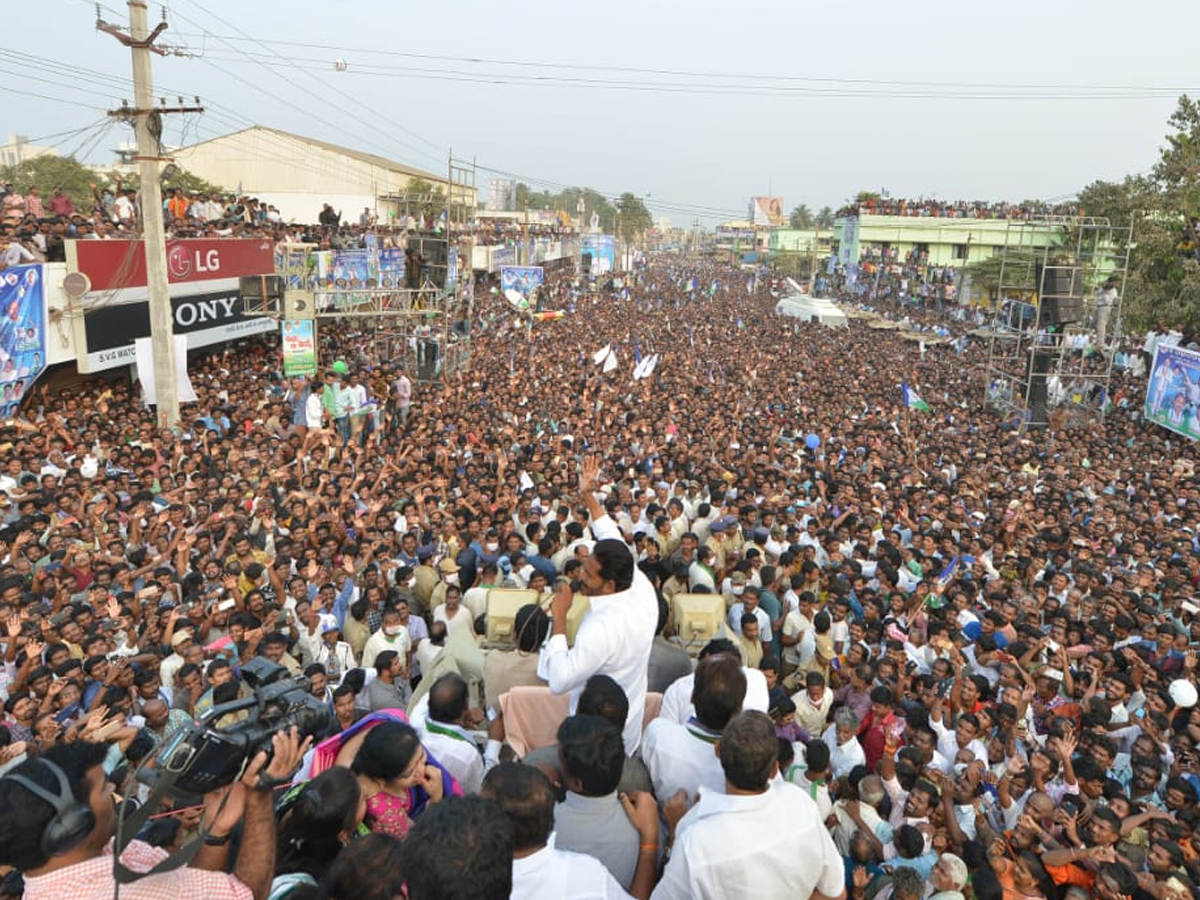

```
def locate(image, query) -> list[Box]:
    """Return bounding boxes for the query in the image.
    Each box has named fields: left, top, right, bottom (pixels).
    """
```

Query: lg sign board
left=167, top=243, right=223, bottom=280
left=70, top=239, right=274, bottom=291
left=68, top=239, right=278, bottom=372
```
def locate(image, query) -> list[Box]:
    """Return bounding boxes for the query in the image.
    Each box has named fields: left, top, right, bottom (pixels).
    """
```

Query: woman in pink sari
left=309, top=709, right=462, bottom=838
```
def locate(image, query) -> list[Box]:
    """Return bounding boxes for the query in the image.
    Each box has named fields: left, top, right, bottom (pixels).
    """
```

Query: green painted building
left=831, top=214, right=1062, bottom=267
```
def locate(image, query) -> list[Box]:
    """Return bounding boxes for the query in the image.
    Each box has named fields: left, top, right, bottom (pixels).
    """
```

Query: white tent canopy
left=774, top=292, right=849, bottom=328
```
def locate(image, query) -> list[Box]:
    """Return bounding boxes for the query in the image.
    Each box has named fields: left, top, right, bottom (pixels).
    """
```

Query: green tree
left=121, top=166, right=225, bottom=198
left=615, top=193, right=653, bottom=244
left=1073, top=95, right=1200, bottom=329
left=816, top=206, right=835, bottom=228
left=789, top=204, right=813, bottom=229
left=399, top=176, right=446, bottom=219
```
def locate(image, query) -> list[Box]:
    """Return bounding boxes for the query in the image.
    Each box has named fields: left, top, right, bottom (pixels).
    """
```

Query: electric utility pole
left=99, top=1, right=202, bottom=428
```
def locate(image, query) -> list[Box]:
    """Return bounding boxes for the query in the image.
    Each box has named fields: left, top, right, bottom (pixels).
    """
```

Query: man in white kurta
left=539, top=461, right=658, bottom=755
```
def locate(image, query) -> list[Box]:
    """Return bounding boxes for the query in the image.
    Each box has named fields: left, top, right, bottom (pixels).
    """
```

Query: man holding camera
left=0, top=728, right=309, bottom=900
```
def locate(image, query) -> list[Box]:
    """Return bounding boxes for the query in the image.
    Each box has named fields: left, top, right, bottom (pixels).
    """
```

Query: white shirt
left=538, top=515, right=658, bottom=755
left=821, top=724, right=867, bottom=778
left=512, top=840, right=632, bottom=900
left=782, top=610, right=815, bottom=668
left=361, top=627, right=412, bottom=670
left=726, top=604, right=771, bottom=642
left=304, top=393, right=324, bottom=428
left=931, top=721, right=988, bottom=771
left=433, top=603, right=474, bottom=643
left=651, top=781, right=844, bottom=900
left=641, top=718, right=726, bottom=801
left=416, top=638, right=445, bottom=675
left=658, top=668, right=770, bottom=725
left=418, top=718, right=497, bottom=795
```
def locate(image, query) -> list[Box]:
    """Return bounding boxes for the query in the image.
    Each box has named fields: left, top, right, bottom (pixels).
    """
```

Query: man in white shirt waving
left=539, top=455, right=658, bottom=755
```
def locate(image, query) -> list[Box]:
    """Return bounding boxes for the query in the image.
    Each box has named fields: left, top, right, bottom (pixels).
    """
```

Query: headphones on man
left=6, top=759, right=96, bottom=857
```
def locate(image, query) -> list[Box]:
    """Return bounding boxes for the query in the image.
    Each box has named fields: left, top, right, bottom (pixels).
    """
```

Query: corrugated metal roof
left=180, top=125, right=448, bottom=185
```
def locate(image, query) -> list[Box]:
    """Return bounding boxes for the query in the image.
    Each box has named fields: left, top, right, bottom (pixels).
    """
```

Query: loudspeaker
left=282, top=290, right=313, bottom=319
left=1003, top=301, right=1034, bottom=331
left=1026, top=349, right=1057, bottom=428
left=413, top=234, right=448, bottom=271
left=7, top=759, right=96, bottom=857
left=1035, top=264, right=1083, bottom=325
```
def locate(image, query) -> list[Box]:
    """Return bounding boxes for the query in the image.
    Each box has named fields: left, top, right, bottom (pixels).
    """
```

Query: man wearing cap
left=428, top=557, right=461, bottom=616
left=539, top=456, right=659, bottom=755
left=705, top=519, right=732, bottom=582
left=309, top=614, right=355, bottom=683
left=158, top=628, right=192, bottom=701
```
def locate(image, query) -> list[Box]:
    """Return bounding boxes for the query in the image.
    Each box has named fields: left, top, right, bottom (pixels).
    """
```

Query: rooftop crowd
left=0, top=232, right=1195, bottom=900
left=835, top=198, right=1082, bottom=221
left=0, top=181, right=582, bottom=268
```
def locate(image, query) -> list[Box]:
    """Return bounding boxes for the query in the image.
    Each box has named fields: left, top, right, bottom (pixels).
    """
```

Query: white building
left=173, top=126, right=465, bottom=224
left=0, top=134, right=58, bottom=168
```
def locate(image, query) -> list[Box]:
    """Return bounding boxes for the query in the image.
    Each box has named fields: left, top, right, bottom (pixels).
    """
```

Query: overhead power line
left=172, top=32, right=1196, bottom=96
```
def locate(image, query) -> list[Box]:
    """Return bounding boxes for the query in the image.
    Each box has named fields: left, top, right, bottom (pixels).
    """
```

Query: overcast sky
left=9, top=0, right=1198, bottom=225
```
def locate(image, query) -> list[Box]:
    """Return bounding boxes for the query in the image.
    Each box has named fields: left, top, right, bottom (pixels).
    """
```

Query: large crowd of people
left=836, top=198, right=1082, bottom=221
left=0, top=180, right=583, bottom=269
left=0, top=234, right=1195, bottom=900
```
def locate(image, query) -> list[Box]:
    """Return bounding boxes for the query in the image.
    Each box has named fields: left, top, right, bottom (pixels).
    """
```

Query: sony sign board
left=82, top=288, right=275, bottom=371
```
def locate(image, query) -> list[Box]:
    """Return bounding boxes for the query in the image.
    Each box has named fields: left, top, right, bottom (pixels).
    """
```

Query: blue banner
left=377, top=248, right=406, bottom=287
left=446, top=246, right=458, bottom=290
left=1146, top=343, right=1200, bottom=440
left=581, top=234, right=616, bottom=274
left=491, top=246, right=517, bottom=271
left=500, top=266, right=544, bottom=298
left=332, top=249, right=372, bottom=286
left=0, top=265, right=46, bottom=418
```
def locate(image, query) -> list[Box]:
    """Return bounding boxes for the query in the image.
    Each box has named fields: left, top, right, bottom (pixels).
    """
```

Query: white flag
left=634, top=353, right=659, bottom=380
left=135, top=335, right=197, bottom=408
left=603, top=349, right=618, bottom=373
left=592, top=343, right=611, bottom=365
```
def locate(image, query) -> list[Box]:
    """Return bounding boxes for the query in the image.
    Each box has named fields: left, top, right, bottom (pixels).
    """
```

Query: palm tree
left=789, top=204, right=813, bottom=229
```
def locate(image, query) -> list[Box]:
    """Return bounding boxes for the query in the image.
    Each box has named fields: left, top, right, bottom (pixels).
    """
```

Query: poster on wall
left=500, top=266, right=544, bottom=298
left=1145, top=343, right=1200, bottom=440
left=282, top=320, right=317, bottom=376
left=0, top=264, right=47, bottom=417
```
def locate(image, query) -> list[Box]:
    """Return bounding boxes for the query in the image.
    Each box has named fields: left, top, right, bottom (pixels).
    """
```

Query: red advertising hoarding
left=70, top=239, right=275, bottom=291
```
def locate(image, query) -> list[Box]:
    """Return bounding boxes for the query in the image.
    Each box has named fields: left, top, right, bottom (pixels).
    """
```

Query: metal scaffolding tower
left=248, top=154, right=479, bottom=383
left=982, top=216, right=1132, bottom=430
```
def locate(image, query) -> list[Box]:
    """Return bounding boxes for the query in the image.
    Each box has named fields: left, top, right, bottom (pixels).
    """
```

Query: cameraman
left=0, top=728, right=310, bottom=900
